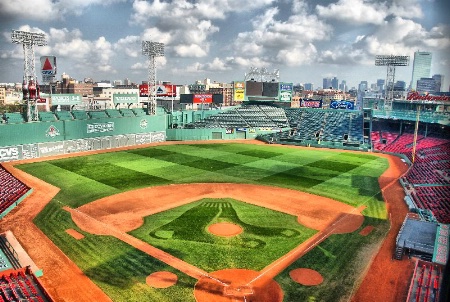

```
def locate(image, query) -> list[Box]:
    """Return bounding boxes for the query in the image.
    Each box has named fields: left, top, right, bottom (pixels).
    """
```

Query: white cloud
left=232, top=3, right=331, bottom=67
left=389, top=0, right=423, bottom=19
left=174, top=44, right=208, bottom=57
left=114, top=35, right=141, bottom=58
left=361, top=17, right=449, bottom=56
left=0, top=0, right=57, bottom=21
left=316, top=0, right=387, bottom=25
left=0, top=0, right=126, bottom=21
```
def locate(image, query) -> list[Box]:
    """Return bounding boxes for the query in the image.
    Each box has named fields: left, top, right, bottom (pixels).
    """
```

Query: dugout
left=395, top=216, right=438, bottom=261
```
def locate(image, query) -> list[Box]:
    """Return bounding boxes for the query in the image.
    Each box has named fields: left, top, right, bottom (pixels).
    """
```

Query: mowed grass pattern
left=17, top=143, right=390, bottom=302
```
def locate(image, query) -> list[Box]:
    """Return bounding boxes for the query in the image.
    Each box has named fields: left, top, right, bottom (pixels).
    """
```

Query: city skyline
left=0, top=0, right=449, bottom=90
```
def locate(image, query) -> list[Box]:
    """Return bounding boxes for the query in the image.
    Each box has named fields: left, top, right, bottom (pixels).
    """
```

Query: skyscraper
left=331, top=77, right=339, bottom=89
left=411, top=51, right=432, bottom=91
left=304, top=83, right=314, bottom=91
left=376, top=79, right=385, bottom=93
left=323, top=77, right=332, bottom=89
left=432, top=74, right=443, bottom=92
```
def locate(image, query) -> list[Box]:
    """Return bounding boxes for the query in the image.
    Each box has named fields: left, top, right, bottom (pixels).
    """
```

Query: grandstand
left=406, top=260, right=443, bottom=302
left=371, top=129, right=450, bottom=224
left=0, top=268, right=52, bottom=302
left=3, top=113, right=25, bottom=124
left=105, top=109, right=123, bottom=118
left=119, top=108, right=136, bottom=117
left=54, top=110, right=73, bottom=121
left=87, top=110, right=109, bottom=119
left=37, top=112, right=56, bottom=122
left=186, top=104, right=290, bottom=129
left=0, top=166, right=30, bottom=219
left=71, top=110, right=88, bottom=120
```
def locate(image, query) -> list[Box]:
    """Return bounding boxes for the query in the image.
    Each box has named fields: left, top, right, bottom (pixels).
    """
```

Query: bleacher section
left=267, top=108, right=365, bottom=146
left=131, top=108, right=147, bottom=117
left=3, top=113, right=25, bottom=124
left=0, top=165, right=30, bottom=217
left=37, top=112, right=56, bottom=122
left=54, top=110, right=73, bottom=121
left=88, top=111, right=109, bottom=119
left=119, top=108, right=136, bottom=117
left=105, top=109, right=123, bottom=118
left=71, top=110, right=88, bottom=120
left=187, top=104, right=290, bottom=129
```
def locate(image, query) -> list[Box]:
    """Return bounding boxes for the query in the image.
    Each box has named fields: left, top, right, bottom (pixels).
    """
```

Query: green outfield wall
left=166, top=127, right=289, bottom=141
left=0, top=115, right=167, bottom=162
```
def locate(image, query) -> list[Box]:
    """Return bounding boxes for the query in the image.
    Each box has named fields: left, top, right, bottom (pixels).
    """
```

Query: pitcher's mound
left=194, top=269, right=283, bottom=302
left=208, top=222, right=243, bottom=237
left=146, top=271, right=178, bottom=288
left=290, top=268, right=323, bottom=286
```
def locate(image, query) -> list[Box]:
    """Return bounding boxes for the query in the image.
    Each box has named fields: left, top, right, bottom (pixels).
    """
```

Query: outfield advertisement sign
left=52, top=94, right=82, bottom=105
left=38, top=142, right=65, bottom=157
left=193, top=94, right=213, bottom=104
left=301, top=99, right=322, bottom=108
left=330, top=100, right=355, bottom=110
left=433, top=224, right=449, bottom=265
left=279, top=82, right=293, bottom=102
left=0, top=147, right=20, bottom=161
left=0, top=131, right=166, bottom=162
left=87, top=122, right=115, bottom=134
left=113, top=93, right=139, bottom=104
left=234, top=81, right=245, bottom=102
left=139, top=84, right=176, bottom=97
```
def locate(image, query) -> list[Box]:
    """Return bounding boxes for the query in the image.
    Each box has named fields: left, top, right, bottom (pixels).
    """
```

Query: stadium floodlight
left=142, top=41, right=165, bottom=115
left=11, top=30, right=47, bottom=122
left=375, top=55, right=409, bottom=111
left=244, top=66, right=280, bottom=82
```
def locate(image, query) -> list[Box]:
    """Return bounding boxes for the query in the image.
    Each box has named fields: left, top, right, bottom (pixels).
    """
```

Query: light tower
left=375, top=55, right=409, bottom=111
left=11, top=30, right=47, bottom=122
left=244, top=67, right=279, bottom=82
left=142, top=41, right=164, bottom=115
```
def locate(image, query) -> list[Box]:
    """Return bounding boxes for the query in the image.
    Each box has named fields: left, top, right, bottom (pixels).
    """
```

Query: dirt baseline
left=74, top=183, right=364, bottom=234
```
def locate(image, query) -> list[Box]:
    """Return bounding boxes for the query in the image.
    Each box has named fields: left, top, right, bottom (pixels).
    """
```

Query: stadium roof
left=397, top=218, right=437, bottom=255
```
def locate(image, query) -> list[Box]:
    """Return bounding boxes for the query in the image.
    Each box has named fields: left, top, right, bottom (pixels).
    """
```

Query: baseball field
left=11, top=141, right=397, bottom=301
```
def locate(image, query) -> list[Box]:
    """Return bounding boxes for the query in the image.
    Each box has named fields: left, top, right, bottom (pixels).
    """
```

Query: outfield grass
left=16, top=143, right=390, bottom=301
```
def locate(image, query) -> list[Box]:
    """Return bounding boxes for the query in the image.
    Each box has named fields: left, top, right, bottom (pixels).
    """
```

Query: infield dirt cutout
left=146, top=271, right=178, bottom=288
left=208, top=222, right=243, bottom=237
left=64, top=182, right=365, bottom=301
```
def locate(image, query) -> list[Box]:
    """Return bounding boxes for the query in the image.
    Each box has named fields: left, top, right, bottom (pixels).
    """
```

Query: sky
left=0, top=0, right=449, bottom=90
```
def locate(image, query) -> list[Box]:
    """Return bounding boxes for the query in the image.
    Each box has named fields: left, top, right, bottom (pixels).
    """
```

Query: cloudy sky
left=0, top=0, right=449, bottom=90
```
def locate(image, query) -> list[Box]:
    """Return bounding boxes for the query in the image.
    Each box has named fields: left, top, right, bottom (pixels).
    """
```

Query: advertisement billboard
left=40, top=56, right=57, bottom=75
left=330, top=100, right=355, bottom=110
left=279, top=82, right=293, bottom=102
left=234, top=81, right=245, bottom=102
left=193, top=94, right=213, bottom=104
left=300, top=99, right=322, bottom=108
left=113, top=93, right=139, bottom=104
left=51, top=94, right=82, bottom=105
left=139, top=84, right=176, bottom=97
